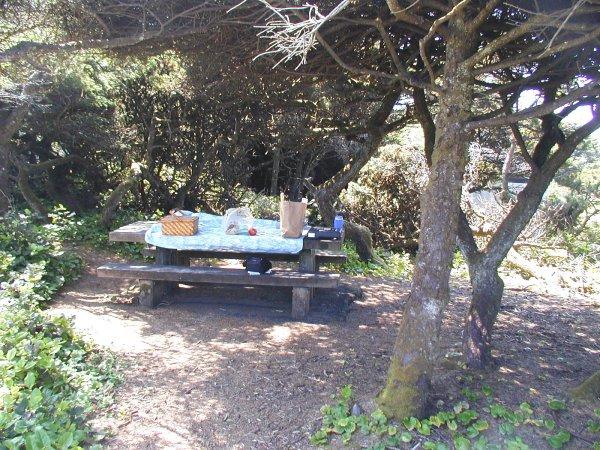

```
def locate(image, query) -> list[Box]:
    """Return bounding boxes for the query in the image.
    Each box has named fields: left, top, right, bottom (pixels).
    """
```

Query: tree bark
left=270, top=146, right=281, bottom=196
left=500, top=138, right=515, bottom=202
left=378, top=18, right=474, bottom=419
left=458, top=108, right=600, bottom=369
left=0, top=150, right=11, bottom=213
left=17, top=167, right=48, bottom=219
left=101, top=174, right=141, bottom=227
left=0, top=75, right=47, bottom=213
left=308, top=88, right=404, bottom=261
left=463, top=263, right=504, bottom=369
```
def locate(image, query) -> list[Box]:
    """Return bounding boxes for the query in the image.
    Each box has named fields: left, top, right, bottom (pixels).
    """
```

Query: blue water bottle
left=333, top=213, right=344, bottom=231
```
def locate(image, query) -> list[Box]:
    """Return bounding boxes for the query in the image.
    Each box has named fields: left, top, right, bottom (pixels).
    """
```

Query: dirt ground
left=49, top=250, right=599, bottom=449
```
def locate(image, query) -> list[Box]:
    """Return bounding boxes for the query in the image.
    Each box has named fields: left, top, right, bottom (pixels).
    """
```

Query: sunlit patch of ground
left=49, top=251, right=599, bottom=449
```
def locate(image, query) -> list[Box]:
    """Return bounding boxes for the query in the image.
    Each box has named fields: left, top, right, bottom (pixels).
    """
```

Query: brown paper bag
left=280, top=193, right=307, bottom=238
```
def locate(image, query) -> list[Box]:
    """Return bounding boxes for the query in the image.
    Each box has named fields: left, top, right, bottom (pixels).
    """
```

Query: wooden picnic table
left=98, top=220, right=346, bottom=319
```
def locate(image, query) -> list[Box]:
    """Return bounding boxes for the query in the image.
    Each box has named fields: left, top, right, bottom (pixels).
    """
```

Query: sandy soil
left=48, top=250, right=599, bottom=449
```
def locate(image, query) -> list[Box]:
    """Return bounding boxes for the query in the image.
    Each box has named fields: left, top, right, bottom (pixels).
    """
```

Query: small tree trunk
left=500, top=138, right=515, bottom=202
left=0, top=149, right=11, bottom=213
left=570, top=370, right=600, bottom=401
left=314, top=187, right=377, bottom=260
left=345, top=221, right=378, bottom=261
left=270, top=147, right=281, bottom=196
left=101, top=174, right=140, bottom=227
left=17, top=168, right=48, bottom=220
left=463, top=263, right=504, bottom=369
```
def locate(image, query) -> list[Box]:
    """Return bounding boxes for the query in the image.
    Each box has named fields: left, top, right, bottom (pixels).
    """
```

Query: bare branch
left=251, top=0, right=350, bottom=67
left=419, top=0, right=471, bottom=83
left=464, top=5, right=594, bottom=68
left=465, top=83, right=600, bottom=130
left=468, top=0, right=502, bottom=32
left=509, top=123, right=537, bottom=171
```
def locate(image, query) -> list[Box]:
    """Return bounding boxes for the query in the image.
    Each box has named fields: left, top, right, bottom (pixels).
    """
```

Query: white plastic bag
left=223, top=207, right=254, bottom=235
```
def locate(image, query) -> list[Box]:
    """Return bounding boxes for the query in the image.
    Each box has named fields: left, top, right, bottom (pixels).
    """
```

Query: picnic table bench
left=98, top=220, right=347, bottom=319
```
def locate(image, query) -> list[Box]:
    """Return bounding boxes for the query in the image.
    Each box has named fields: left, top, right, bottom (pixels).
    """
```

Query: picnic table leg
left=176, top=252, right=191, bottom=267
left=139, top=247, right=176, bottom=308
left=293, top=249, right=316, bottom=319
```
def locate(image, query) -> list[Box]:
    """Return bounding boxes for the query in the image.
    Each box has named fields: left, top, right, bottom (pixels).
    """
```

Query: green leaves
left=457, top=410, right=479, bottom=425
left=309, top=429, right=328, bottom=446
left=0, top=214, right=118, bottom=449
left=499, top=422, right=516, bottom=436
left=399, top=431, right=413, bottom=443
left=311, top=382, right=589, bottom=449
left=27, top=388, right=43, bottom=410
left=339, top=384, right=353, bottom=402
left=546, top=430, right=571, bottom=449
left=453, top=435, right=470, bottom=450
left=504, top=436, right=531, bottom=449
left=490, top=403, right=509, bottom=418
left=402, top=416, right=420, bottom=431
left=547, top=399, right=567, bottom=411
left=24, top=372, right=36, bottom=389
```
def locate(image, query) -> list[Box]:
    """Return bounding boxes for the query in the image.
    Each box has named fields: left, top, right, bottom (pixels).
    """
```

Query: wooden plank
left=141, top=247, right=347, bottom=264
left=109, top=221, right=157, bottom=243
left=97, top=263, right=339, bottom=288
left=316, top=250, right=347, bottom=265
left=302, top=239, right=343, bottom=251
left=291, top=287, right=311, bottom=319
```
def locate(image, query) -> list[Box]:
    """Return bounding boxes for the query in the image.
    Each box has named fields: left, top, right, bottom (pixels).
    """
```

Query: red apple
left=248, top=227, right=257, bottom=236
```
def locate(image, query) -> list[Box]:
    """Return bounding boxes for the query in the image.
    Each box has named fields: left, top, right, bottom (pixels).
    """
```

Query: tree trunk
left=570, top=370, right=600, bottom=401
left=345, top=221, right=378, bottom=262
left=17, top=168, right=48, bottom=220
left=0, top=75, right=46, bottom=214
left=270, top=147, right=281, bottom=196
left=458, top=106, right=600, bottom=370
left=377, top=135, right=468, bottom=418
left=0, top=149, right=11, bottom=213
left=378, top=19, right=474, bottom=419
left=500, top=138, right=515, bottom=202
left=313, top=186, right=377, bottom=260
left=463, top=263, right=504, bottom=368
left=101, top=174, right=140, bottom=227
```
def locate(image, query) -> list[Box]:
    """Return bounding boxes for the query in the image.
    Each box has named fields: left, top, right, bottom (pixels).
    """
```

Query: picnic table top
left=109, top=220, right=343, bottom=252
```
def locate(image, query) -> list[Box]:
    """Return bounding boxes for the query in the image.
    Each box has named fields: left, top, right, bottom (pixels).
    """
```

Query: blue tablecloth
left=144, top=212, right=304, bottom=254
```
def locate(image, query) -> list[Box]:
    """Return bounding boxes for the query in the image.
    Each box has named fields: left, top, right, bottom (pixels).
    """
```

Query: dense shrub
left=45, top=205, right=150, bottom=260
left=342, top=144, right=428, bottom=252
left=335, top=243, right=413, bottom=280
left=0, top=212, right=118, bottom=449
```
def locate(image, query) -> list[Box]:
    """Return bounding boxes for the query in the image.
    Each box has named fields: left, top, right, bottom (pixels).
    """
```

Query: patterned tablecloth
left=144, top=212, right=304, bottom=254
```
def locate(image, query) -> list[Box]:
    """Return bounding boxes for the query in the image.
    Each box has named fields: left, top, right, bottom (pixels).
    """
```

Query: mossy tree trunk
left=378, top=17, right=475, bottom=419
left=571, top=371, right=600, bottom=401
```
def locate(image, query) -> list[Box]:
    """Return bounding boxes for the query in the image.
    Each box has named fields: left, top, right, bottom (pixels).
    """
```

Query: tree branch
left=465, top=83, right=600, bottom=130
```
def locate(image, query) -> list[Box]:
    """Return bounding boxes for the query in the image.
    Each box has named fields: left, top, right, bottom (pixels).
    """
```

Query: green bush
left=0, top=211, right=119, bottom=449
left=0, top=308, right=118, bottom=449
left=0, top=213, right=83, bottom=305
left=341, top=144, right=427, bottom=253
left=45, top=205, right=149, bottom=260
left=339, top=243, right=413, bottom=280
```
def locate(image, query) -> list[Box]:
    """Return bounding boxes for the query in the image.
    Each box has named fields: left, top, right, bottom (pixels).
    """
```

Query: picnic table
left=97, top=216, right=346, bottom=319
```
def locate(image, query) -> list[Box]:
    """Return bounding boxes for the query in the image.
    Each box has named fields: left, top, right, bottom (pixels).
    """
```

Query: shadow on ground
left=49, top=251, right=600, bottom=449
